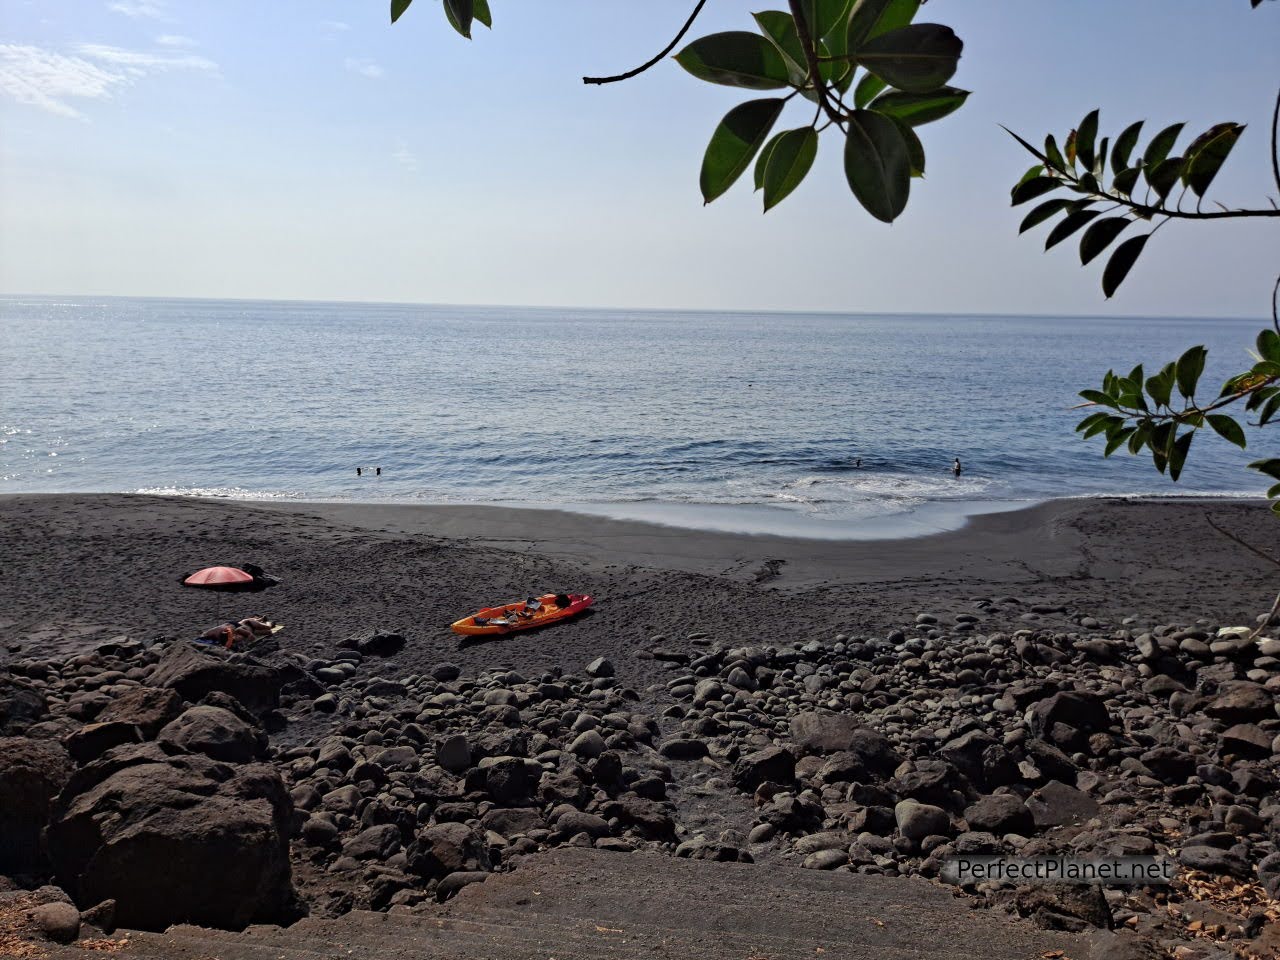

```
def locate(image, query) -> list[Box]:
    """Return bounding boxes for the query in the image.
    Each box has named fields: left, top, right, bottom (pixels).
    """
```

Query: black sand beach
left=2, top=494, right=1276, bottom=674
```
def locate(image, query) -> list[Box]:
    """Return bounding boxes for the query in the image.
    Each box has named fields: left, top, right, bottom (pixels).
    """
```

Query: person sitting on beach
left=198, top=617, right=277, bottom=647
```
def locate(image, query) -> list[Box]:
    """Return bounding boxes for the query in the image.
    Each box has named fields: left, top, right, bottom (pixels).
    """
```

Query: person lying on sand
left=197, top=617, right=279, bottom=647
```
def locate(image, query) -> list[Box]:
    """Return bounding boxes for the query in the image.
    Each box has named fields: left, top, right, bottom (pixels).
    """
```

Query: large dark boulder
left=157, top=706, right=265, bottom=764
left=0, top=737, right=73, bottom=874
left=47, top=743, right=297, bottom=931
left=731, top=746, right=796, bottom=792
left=789, top=713, right=898, bottom=772
left=339, top=630, right=405, bottom=658
left=96, top=687, right=183, bottom=738
left=0, top=677, right=48, bottom=735
left=1204, top=682, right=1275, bottom=724
left=1028, top=691, right=1112, bottom=740
left=147, top=643, right=281, bottom=718
left=406, top=822, right=491, bottom=880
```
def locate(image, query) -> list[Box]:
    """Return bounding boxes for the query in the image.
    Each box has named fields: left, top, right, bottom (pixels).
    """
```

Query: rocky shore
left=1, top=494, right=1278, bottom=959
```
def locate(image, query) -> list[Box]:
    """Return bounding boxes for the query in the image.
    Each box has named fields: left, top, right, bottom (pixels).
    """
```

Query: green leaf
left=1105, top=427, right=1136, bottom=457
left=1111, top=121, right=1143, bottom=173
left=473, top=0, right=491, bottom=27
left=1019, top=197, right=1072, bottom=234
left=1258, top=329, right=1280, bottom=363
left=1075, top=109, right=1099, bottom=171
left=1146, top=156, right=1185, bottom=201
left=1142, top=122, right=1185, bottom=171
left=753, top=11, right=810, bottom=80
left=1251, top=458, right=1280, bottom=482
left=855, top=24, right=962, bottom=93
left=1183, top=122, right=1245, bottom=196
left=1261, top=394, right=1280, bottom=426
left=762, top=126, right=819, bottom=210
left=1206, top=415, right=1247, bottom=449
left=1076, top=411, right=1112, bottom=433
left=1102, top=234, right=1150, bottom=298
left=802, top=0, right=856, bottom=40
left=443, top=0, right=474, bottom=37
left=391, top=0, right=413, bottom=22
left=1145, top=363, right=1175, bottom=407
left=754, top=133, right=783, bottom=191
left=890, top=116, right=925, bottom=177
left=1268, top=482, right=1280, bottom=499
left=1128, top=422, right=1152, bottom=454
left=853, top=72, right=888, bottom=109
left=1079, top=217, right=1131, bottom=266
left=1045, top=209, right=1101, bottom=250
left=870, top=87, right=968, bottom=126
left=843, top=108, right=911, bottom=222
left=1000, top=125, right=1048, bottom=164
left=700, top=98, right=786, bottom=203
left=1168, top=431, right=1192, bottom=482
left=1011, top=176, right=1061, bottom=206
left=1065, top=128, right=1077, bottom=167
left=1044, top=135, right=1066, bottom=173
left=1080, top=389, right=1118, bottom=408
left=1083, top=415, right=1122, bottom=439
left=1175, top=345, right=1207, bottom=399
left=1112, top=166, right=1141, bottom=196
left=675, top=33, right=792, bottom=89
left=847, top=0, right=920, bottom=47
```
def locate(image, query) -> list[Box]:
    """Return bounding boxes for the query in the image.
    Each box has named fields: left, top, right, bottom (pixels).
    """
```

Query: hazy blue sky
left=1, top=1, right=1277, bottom=316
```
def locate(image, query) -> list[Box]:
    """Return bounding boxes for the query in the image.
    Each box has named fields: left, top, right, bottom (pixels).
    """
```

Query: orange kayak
left=450, top=592, right=593, bottom=636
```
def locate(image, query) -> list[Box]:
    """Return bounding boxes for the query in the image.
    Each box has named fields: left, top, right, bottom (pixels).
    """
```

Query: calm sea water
left=0, top=297, right=1265, bottom=536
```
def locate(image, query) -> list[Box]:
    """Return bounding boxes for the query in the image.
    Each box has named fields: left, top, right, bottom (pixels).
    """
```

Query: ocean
left=0, top=296, right=1265, bottom=537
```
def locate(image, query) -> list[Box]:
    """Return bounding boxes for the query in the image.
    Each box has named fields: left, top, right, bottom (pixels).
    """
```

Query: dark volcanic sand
left=2, top=494, right=1276, bottom=682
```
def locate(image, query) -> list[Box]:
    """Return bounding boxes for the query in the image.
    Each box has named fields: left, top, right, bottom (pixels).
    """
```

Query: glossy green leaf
left=700, top=98, right=785, bottom=203
left=1045, top=209, right=1101, bottom=250
left=1183, top=122, right=1244, bottom=196
left=1260, top=394, right=1280, bottom=426
left=1083, top=415, right=1123, bottom=438
left=1168, top=431, right=1192, bottom=482
left=754, top=132, right=784, bottom=191
left=890, top=116, right=925, bottom=177
left=1145, top=363, right=1175, bottom=407
left=473, top=0, right=491, bottom=27
left=843, top=108, right=911, bottom=222
left=1010, top=176, right=1060, bottom=206
left=1111, top=120, right=1143, bottom=173
left=443, top=0, right=474, bottom=37
left=1146, top=156, right=1185, bottom=201
left=1079, top=217, right=1131, bottom=265
left=1076, top=412, right=1112, bottom=433
left=1258, top=329, right=1280, bottom=363
left=391, top=0, right=413, bottom=22
left=1206, top=415, right=1247, bottom=449
left=1142, top=122, right=1184, bottom=171
left=1251, top=458, right=1280, bottom=482
left=847, top=0, right=920, bottom=47
left=1044, top=135, right=1066, bottom=173
left=1076, top=109, right=1099, bottom=171
left=853, top=72, right=887, bottom=109
left=1079, top=389, right=1118, bottom=408
left=870, top=87, right=968, bottom=126
left=803, top=0, right=856, bottom=41
left=1019, top=197, right=1071, bottom=233
left=762, top=126, right=819, bottom=210
left=1175, top=345, right=1207, bottom=399
left=1112, top=166, right=1141, bottom=196
left=1101, top=234, right=1150, bottom=298
left=1105, top=427, right=1136, bottom=457
left=855, top=24, right=962, bottom=93
left=675, top=32, right=792, bottom=89
left=753, top=11, right=809, bottom=80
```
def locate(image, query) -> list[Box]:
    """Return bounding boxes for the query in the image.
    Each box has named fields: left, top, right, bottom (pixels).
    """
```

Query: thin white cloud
left=0, top=42, right=217, bottom=119
left=345, top=58, right=384, bottom=80
left=0, top=44, right=121, bottom=118
left=106, top=0, right=167, bottom=19
left=77, top=44, right=217, bottom=76
left=155, top=35, right=196, bottom=48
left=393, top=142, right=419, bottom=172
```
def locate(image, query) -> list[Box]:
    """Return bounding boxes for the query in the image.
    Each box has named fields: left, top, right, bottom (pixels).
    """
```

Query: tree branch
left=582, top=0, right=708, bottom=85
left=1271, top=86, right=1280, bottom=196
left=787, top=0, right=848, bottom=127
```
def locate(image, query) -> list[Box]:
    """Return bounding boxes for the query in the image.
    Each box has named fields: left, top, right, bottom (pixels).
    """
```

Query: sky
left=0, top=0, right=1277, bottom=317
